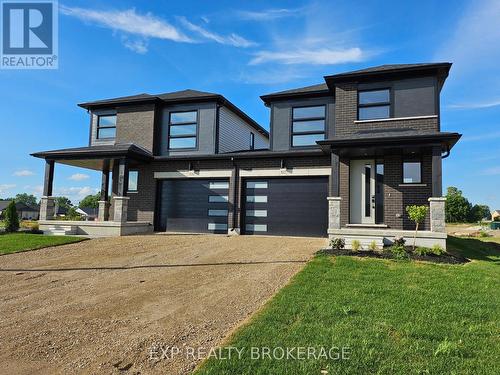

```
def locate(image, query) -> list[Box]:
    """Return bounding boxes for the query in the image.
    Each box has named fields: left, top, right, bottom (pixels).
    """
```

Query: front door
left=350, top=159, right=376, bottom=224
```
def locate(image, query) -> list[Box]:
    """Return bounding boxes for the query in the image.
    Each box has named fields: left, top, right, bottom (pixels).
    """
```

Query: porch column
left=113, top=158, right=129, bottom=223
left=328, top=152, right=341, bottom=231
left=40, top=160, right=55, bottom=220
left=98, top=160, right=111, bottom=221
left=431, top=146, right=442, bottom=197
left=429, top=197, right=446, bottom=233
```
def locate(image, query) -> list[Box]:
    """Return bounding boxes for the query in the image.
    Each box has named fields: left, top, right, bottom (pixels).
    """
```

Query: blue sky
left=0, top=0, right=499, bottom=209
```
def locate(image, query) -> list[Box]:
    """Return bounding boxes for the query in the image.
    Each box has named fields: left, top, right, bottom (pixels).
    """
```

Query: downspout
left=441, top=144, right=450, bottom=159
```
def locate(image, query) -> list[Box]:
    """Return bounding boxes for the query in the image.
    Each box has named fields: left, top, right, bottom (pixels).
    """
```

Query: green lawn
left=0, top=233, right=85, bottom=255
left=196, top=236, right=500, bottom=375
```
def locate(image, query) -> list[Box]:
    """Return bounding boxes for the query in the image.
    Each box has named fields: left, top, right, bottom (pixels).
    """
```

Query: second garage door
left=158, top=179, right=229, bottom=234
left=242, top=177, right=328, bottom=237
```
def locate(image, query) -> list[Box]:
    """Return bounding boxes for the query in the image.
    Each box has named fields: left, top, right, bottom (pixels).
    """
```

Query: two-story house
left=32, top=63, right=461, bottom=248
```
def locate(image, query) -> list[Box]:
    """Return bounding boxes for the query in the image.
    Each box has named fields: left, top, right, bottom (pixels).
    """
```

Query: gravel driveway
left=0, top=234, right=325, bottom=374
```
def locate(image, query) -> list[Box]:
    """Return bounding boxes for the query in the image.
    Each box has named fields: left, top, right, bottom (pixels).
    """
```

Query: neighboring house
left=76, top=207, right=98, bottom=221
left=492, top=210, right=500, bottom=221
left=32, top=64, right=460, bottom=248
left=0, top=200, right=39, bottom=220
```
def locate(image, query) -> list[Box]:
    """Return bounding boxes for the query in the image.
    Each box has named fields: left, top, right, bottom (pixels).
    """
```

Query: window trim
left=290, top=104, right=326, bottom=148
left=402, top=156, right=423, bottom=184
left=167, top=110, right=198, bottom=150
left=357, top=88, right=392, bottom=121
left=127, top=170, right=139, bottom=193
left=250, top=132, right=255, bottom=150
left=96, top=114, right=117, bottom=140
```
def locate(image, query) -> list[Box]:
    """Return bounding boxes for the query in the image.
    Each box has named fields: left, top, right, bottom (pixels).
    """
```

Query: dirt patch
left=0, top=234, right=325, bottom=374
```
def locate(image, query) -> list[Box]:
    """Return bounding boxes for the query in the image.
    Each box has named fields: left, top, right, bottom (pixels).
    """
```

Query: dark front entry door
left=158, top=179, right=229, bottom=233
left=242, top=177, right=328, bottom=237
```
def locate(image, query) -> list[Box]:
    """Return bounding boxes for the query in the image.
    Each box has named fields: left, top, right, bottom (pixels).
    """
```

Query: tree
left=4, top=201, right=19, bottom=232
left=55, top=196, right=72, bottom=210
left=14, top=193, right=38, bottom=208
left=66, top=206, right=82, bottom=220
left=406, top=205, right=428, bottom=250
left=445, top=187, right=472, bottom=223
left=468, top=204, right=491, bottom=222
left=79, top=192, right=101, bottom=209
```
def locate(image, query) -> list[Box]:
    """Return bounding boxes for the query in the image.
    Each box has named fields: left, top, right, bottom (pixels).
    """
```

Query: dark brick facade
left=334, top=83, right=439, bottom=137
left=116, top=104, right=156, bottom=152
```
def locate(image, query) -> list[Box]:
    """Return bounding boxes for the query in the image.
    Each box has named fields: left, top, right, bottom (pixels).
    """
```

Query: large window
left=168, top=110, right=197, bottom=149
left=358, top=89, right=390, bottom=120
left=403, top=159, right=422, bottom=183
left=291, top=105, right=326, bottom=147
left=97, top=114, right=116, bottom=139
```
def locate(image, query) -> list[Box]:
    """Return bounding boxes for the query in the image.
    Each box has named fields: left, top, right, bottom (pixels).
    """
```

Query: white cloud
left=178, top=17, right=256, bottom=47
left=69, top=173, right=90, bottom=181
left=462, top=130, right=500, bottom=142
left=60, top=5, right=193, bottom=53
left=0, top=184, right=16, bottom=194
left=237, top=8, right=302, bottom=21
left=13, top=169, right=34, bottom=176
left=121, top=37, right=148, bottom=54
left=249, top=47, right=364, bottom=65
left=448, top=99, right=500, bottom=110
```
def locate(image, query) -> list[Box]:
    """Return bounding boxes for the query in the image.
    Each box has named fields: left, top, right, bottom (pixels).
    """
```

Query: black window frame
left=168, top=110, right=198, bottom=150
left=357, top=88, right=391, bottom=121
left=127, top=170, right=139, bottom=192
left=250, top=132, right=255, bottom=150
left=402, top=157, right=423, bottom=184
left=290, top=105, right=326, bottom=148
left=96, top=114, right=117, bottom=140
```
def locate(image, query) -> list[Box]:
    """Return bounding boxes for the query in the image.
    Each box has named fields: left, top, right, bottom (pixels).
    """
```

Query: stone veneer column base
left=328, top=197, right=342, bottom=230
left=429, top=197, right=446, bottom=233
left=98, top=200, right=111, bottom=221
left=39, top=196, right=55, bottom=220
left=112, top=196, right=130, bottom=223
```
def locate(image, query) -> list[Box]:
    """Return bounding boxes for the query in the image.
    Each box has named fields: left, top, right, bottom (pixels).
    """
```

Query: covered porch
left=319, top=132, right=461, bottom=249
left=31, top=144, right=154, bottom=236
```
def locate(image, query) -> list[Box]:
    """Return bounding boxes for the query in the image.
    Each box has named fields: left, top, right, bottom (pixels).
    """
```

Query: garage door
left=158, top=179, right=229, bottom=234
left=242, top=177, right=328, bottom=237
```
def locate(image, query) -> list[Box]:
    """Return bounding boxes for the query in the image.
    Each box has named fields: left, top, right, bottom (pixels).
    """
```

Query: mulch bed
left=317, top=248, right=469, bottom=264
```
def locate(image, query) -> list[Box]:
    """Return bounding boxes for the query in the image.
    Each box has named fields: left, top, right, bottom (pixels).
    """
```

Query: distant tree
left=445, top=187, right=472, bottom=223
left=67, top=206, right=82, bottom=220
left=14, top=193, right=38, bottom=207
left=468, top=204, right=491, bottom=222
left=4, top=201, right=19, bottom=232
left=55, top=196, right=72, bottom=210
left=79, top=192, right=101, bottom=209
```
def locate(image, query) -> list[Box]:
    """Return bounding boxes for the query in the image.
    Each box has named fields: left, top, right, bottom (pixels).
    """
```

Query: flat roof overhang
left=317, top=132, right=461, bottom=158
left=30, top=144, right=153, bottom=170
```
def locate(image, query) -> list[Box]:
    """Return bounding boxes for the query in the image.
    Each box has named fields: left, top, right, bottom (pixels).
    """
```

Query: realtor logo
left=1, top=0, right=58, bottom=69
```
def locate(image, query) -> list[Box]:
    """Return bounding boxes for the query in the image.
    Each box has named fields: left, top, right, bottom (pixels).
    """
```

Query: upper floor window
left=97, top=114, right=116, bottom=139
left=291, top=105, right=326, bottom=147
left=250, top=132, right=255, bottom=150
left=168, top=111, right=197, bottom=149
left=358, top=89, right=390, bottom=120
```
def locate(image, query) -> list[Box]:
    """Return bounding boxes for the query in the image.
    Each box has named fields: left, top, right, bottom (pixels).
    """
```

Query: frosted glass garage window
left=246, top=195, right=268, bottom=203
left=246, top=181, right=268, bottom=189
left=209, top=181, right=229, bottom=189
left=245, top=224, right=267, bottom=232
left=208, top=209, right=228, bottom=217
left=209, top=195, right=228, bottom=203
left=208, top=223, right=227, bottom=231
left=246, top=210, right=268, bottom=217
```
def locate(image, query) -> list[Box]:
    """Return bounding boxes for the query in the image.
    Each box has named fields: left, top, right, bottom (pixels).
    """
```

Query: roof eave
left=260, top=90, right=331, bottom=105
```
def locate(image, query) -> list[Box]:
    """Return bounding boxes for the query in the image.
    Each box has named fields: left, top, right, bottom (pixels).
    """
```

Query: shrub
left=330, top=238, right=345, bottom=250
left=368, top=241, right=378, bottom=251
left=478, top=230, right=490, bottom=238
left=415, top=246, right=431, bottom=256
left=431, top=244, right=445, bottom=256
left=393, top=236, right=406, bottom=247
left=4, top=201, right=19, bottom=233
left=351, top=240, right=361, bottom=252
left=389, top=244, right=407, bottom=260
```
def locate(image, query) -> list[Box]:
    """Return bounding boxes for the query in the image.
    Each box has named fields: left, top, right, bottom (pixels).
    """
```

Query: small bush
left=351, top=240, right=361, bottom=252
left=478, top=231, right=490, bottom=238
left=4, top=201, right=19, bottom=233
left=431, top=244, right=445, bottom=256
left=330, top=238, right=345, bottom=250
left=393, top=236, right=406, bottom=247
left=389, top=244, right=407, bottom=260
left=368, top=241, right=378, bottom=251
left=415, top=246, right=431, bottom=256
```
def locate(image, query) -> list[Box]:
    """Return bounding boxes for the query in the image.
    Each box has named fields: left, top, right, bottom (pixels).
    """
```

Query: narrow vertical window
left=250, top=132, right=255, bottom=150
left=128, top=170, right=138, bottom=192
left=364, top=164, right=371, bottom=217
